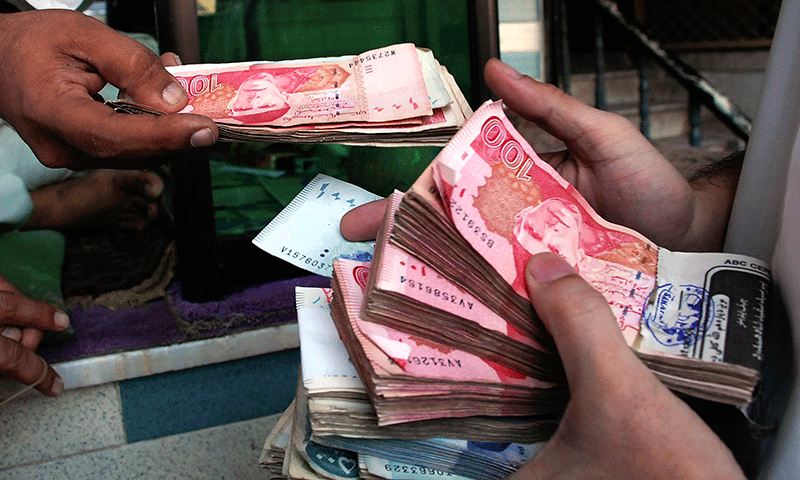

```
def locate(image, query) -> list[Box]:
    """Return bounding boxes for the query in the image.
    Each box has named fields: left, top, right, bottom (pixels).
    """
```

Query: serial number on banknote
left=450, top=200, right=495, bottom=248
left=384, top=465, right=456, bottom=477
left=280, top=246, right=329, bottom=272
left=408, top=356, right=463, bottom=368
left=400, top=276, right=475, bottom=310
left=349, top=48, right=398, bottom=67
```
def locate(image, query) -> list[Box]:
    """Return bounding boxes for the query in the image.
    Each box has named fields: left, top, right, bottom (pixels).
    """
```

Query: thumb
left=79, top=26, right=189, bottom=114
left=524, top=252, right=640, bottom=386
left=340, top=197, right=390, bottom=242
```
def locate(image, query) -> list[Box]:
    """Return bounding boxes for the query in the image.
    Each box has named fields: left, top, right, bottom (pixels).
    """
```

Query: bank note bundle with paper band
left=387, top=99, right=768, bottom=407
left=108, top=44, right=472, bottom=147
left=328, top=268, right=566, bottom=425
left=360, top=190, right=562, bottom=383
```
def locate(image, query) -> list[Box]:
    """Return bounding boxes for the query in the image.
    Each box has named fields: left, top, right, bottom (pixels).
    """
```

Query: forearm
left=683, top=150, right=744, bottom=252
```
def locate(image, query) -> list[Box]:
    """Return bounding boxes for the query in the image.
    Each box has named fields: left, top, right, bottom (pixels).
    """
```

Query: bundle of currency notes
left=259, top=286, right=553, bottom=480
left=108, top=43, right=472, bottom=146
left=388, top=100, right=768, bottom=407
left=256, top=101, right=771, bottom=480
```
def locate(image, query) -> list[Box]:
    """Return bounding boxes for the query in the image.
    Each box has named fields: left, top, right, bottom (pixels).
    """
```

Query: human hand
left=513, top=252, right=745, bottom=479
left=0, top=274, right=67, bottom=398
left=0, top=9, right=218, bottom=170
left=484, top=59, right=733, bottom=251
left=340, top=197, right=389, bottom=242
left=341, top=60, right=733, bottom=250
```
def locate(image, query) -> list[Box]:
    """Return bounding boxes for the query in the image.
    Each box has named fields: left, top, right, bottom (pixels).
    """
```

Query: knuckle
left=0, top=291, right=20, bottom=319
left=0, top=339, right=24, bottom=373
left=126, top=48, right=162, bottom=83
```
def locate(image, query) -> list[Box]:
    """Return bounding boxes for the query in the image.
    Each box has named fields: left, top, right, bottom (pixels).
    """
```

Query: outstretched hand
left=0, top=9, right=218, bottom=170
left=516, top=252, right=745, bottom=480
left=484, top=59, right=733, bottom=251
left=342, top=59, right=735, bottom=251
left=0, top=274, right=68, bottom=398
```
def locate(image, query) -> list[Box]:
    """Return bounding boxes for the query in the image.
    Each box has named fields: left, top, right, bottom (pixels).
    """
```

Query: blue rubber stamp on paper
left=644, top=283, right=713, bottom=348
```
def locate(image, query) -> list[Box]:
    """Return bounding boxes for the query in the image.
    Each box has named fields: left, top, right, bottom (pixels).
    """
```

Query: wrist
left=682, top=177, right=738, bottom=252
left=683, top=151, right=743, bottom=251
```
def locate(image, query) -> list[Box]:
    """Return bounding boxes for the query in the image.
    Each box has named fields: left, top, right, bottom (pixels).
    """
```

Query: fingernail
left=162, top=82, right=186, bottom=106
left=51, top=376, right=64, bottom=396
left=173, top=53, right=183, bottom=66
left=527, top=253, right=576, bottom=284
left=54, top=311, right=70, bottom=330
left=190, top=128, right=216, bottom=148
left=144, top=180, right=163, bottom=198
left=495, top=60, right=523, bottom=79
left=1, top=327, right=22, bottom=341
left=144, top=183, right=158, bottom=197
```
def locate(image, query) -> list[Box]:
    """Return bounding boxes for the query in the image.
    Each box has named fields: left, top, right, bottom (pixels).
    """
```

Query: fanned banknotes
left=296, top=286, right=561, bottom=432
left=262, top=286, right=552, bottom=480
left=390, top=100, right=768, bottom=406
left=108, top=44, right=472, bottom=146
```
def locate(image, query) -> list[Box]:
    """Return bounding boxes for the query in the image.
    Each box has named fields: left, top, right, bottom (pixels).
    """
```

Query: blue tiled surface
left=119, top=348, right=300, bottom=443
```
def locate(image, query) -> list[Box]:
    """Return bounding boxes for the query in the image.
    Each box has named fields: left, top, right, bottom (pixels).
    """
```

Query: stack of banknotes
left=386, top=100, right=768, bottom=407
left=108, top=43, right=472, bottom=146
left=255, top=100, right=771, bottom=480
left=258, top=286, right=554, bottom=480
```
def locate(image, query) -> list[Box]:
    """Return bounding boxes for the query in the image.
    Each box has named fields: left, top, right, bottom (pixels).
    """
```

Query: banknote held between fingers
left=0, top=9, right=218, bottom=170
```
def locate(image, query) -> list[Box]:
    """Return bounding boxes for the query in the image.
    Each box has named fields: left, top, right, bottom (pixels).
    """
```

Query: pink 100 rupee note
left=432, top=100, right=658, bottom=342
left=364, top=190, right=563, bottom=382
left=335, top=258, right=552, bottom=389
left=168, top=43, right=431, bottom=127
left=374, top=192, right=537, bottom=348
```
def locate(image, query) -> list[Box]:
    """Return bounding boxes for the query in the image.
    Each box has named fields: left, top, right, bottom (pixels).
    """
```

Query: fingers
left=1, top=327, right=22, bottom=342
left=20, top=327, right=44, bottom=351
left=51, top=94, right=218, bottom=163
left=340, top=198, right=390, bottom=241
left=0, top=11, right=215, bottom=170
left=524, top=253, right=640, bottom=385
left=114, top=52, right=182, bottom=101
left=0, top=290, right=70, bottom=333
left=74, top=22, right=188, bottom=114
left=113, top=170, right=165, bottom=200
left=159, top=52, right=183, bottom=68
left=0, top=275, right=66, bottom=397
left=484, top=59, right=599, bottom=141
left=1, top=327, right=46, bottom=358
left=37, top=15, right=216, bottom=165
left=483, top=59, right=640, bottom=157
left=0, top=336, right=63, bottom=397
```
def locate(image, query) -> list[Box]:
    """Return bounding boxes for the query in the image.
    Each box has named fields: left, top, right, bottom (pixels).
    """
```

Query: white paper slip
left=296, top=287, right=363, bottom=391
left=253, top=174, right=381, bottom=277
